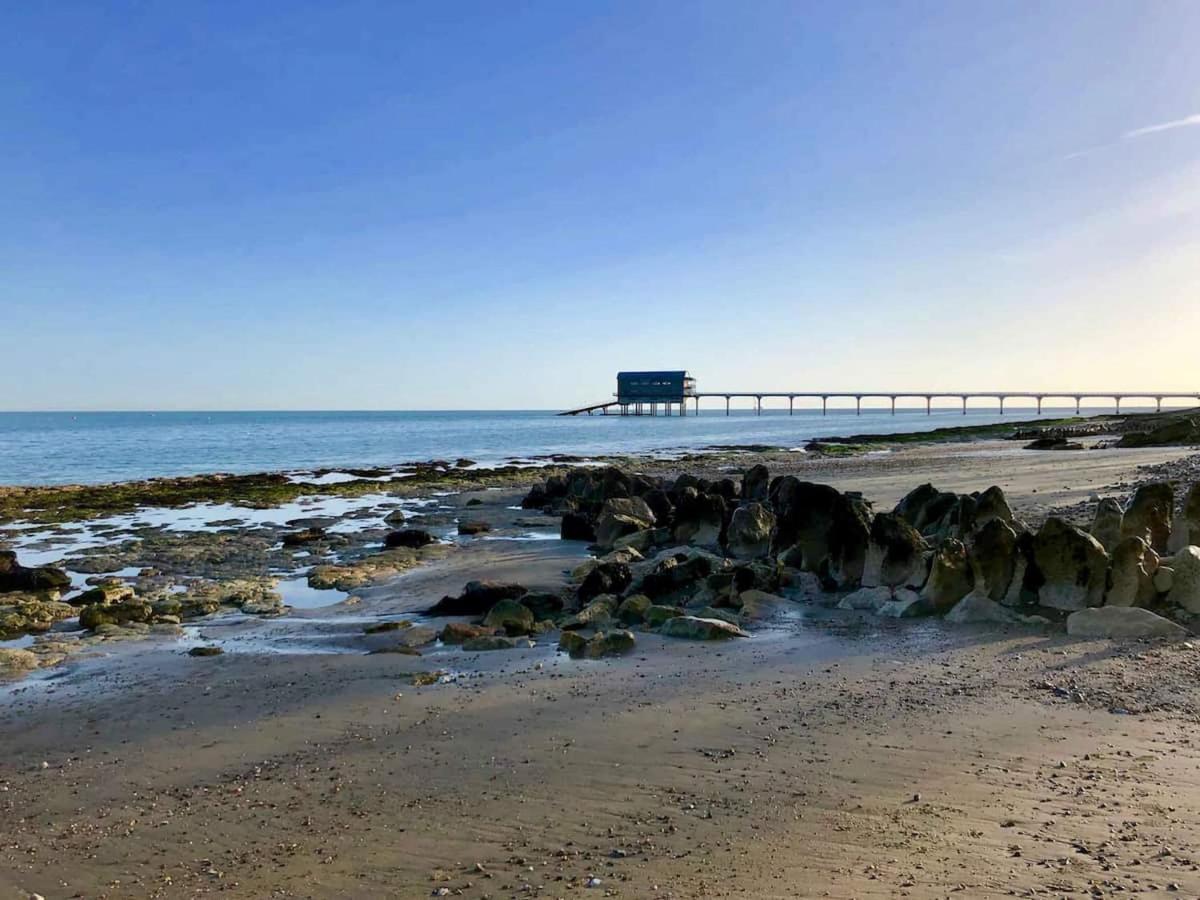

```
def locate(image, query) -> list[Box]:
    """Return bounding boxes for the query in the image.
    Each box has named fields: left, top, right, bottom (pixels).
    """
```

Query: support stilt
left=789, top=396, right=794, bottom=416
left=962, top=396, right=967, bottom=415
left=725, top=396, right=730, bottom=416
left=890, top=396, right=896, bottom=415
left=855, top=396, right=861, bottom=416
left=822, top=396, right=827, bottom=416
left=926, top=396, right=931, bottom=415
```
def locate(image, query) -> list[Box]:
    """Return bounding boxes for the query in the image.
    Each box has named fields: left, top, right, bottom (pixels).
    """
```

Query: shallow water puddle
left=275, top=577, right=351, bottom=609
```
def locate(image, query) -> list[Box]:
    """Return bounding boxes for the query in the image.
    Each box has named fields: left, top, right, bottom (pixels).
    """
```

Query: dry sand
left=4, top=441, right=1200, bottom=899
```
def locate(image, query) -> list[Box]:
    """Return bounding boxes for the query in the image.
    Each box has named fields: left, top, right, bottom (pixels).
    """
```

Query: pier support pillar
left=961, top=396, right=967, bottom=415
left=855, top=396, right=861, bottom=416
left=789, top=396, right=794, bottom=416
left=822, top=396, right=827, bottom=416
left=725, top=396, right=730, bottom=416
left=755, top=396, right=762, bottom=416
left=999, top=396, right=1005, bottom=415
left=1037, top=397, right=1042, bottom=415
left=926, top=396, right=931, bottom=415
left=1115, top=397, right=1121, bottom=414
left=1075, top=397, right=1081, bottom=415
left=1157, top=396, right=1163, bottom=413
left=890, top=396, right=896, bottom=415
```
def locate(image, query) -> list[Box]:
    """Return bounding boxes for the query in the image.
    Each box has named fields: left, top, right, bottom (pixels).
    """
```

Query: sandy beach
left=4, top=439, right=1200, bottom=899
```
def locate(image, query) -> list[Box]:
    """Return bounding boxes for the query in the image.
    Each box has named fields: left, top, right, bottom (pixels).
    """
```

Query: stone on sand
left=1066, top=606, right=1187, bottom=639
left=659, top=615, right=748, bottom=640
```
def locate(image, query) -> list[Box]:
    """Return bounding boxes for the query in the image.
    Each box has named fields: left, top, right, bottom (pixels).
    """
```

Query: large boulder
left=384, top=529, right=436, bottom=549
left=1032, top=518, right=1108, bottom=611
left=659, top=615, right=748, bottom=640
left=861, top=513, right=928, bottom=589
left=770, top=478, right=870, bottom=588
left=594, top=497, right=657, bottom=550
left=426, top=581, right=527, bottom=616
left=894, top=484, right=960, bottom=537
left=969, top=519, right=1018, bottom=602
left=1090, top=498, right=1124, bottom=553
left=0, top=594, right=76, bottom=639
left=560, top=510, right=597, bottom=542
left=561, top=595, right=617, bottom=631
left=946, top=588, right=1034, bottom=625
left=972, top=486, right=1015, bottom=533
left=741, top=464, right=770, bottom=503
left=919, top=540, right=974, bottom=612
left=616, top=593, right=652, bottom=624
left=1105, top=537, right=1159, bottom=607
left=80, top=598, right=153, bottom=630
left=725, top=502, right=775, bottom=560
left=672, top=489, right=726, bottom=548
left=1121, top=483, right=1174, bottom=554
left=1167, top=546, right=1200, bottom=613
left=1066, top=606, right=1188, bottom=639
left=638, top=550, right=718, bottom=600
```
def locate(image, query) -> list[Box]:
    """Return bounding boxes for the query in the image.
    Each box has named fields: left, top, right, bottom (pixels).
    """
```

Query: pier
left=559, top=372, right=1200, bottom=416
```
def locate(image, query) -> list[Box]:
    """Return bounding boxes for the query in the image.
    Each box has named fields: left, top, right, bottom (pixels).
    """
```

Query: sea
left=0, top=405, right=1147, bottom=487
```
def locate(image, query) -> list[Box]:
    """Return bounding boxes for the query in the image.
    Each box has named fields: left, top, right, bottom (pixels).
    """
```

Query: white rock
left=1169, top=546, right=1200, bottom=613
left=837, top=586, right=892, bottom=611
left=1066, top=606, right=1188, bottom=639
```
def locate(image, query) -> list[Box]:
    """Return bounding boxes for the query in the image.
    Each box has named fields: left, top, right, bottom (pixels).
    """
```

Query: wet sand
left=4, top=440, right=1200, bottom=898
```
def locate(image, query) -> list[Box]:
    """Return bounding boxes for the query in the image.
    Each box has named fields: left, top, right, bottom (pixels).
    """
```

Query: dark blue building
left=616, top=371, right=696, bottom=404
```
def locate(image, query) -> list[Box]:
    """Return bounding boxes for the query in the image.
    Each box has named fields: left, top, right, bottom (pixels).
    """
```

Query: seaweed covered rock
left=1117, top=417, right=1200, bottom=448
left=862, top=513, right=927, bottom=589
left=384, top=528, right=436, bottom=549
left=1121, top=483, right=1173, bottom=553
left=439, top=622, right=496, bottom=644
left=482, top=599, right=535, bottom=635
left=659, top=615, right=748, bottom=640
left=616, top=593, right=651, bottom=624
left=0, top=551, right=70, bottom=594
left=560, top=510, right=597, bottom=542
left=0, top=594, right=75, bottom=639
left=725, top=502, right=775, bottom=560
left=770, top=479, right=870, bottom=588
left=1032, top=518, right=1108, bottom=611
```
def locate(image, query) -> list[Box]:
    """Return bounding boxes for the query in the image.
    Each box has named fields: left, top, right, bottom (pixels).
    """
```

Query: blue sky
left=3, top=1, right=1200, bottom=410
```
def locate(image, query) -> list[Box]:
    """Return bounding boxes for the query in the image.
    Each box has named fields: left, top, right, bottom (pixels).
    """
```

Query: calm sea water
left=0, top=406, right=1142, bottom=487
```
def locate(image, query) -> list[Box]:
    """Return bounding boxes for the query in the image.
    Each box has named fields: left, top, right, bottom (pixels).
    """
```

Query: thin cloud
left=1124, top=113, right=1200, bottom=139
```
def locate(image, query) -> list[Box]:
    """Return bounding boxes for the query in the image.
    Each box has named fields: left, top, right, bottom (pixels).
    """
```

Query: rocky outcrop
left=894, top=484, right=959, bottom=536
left=1106, top=537, right=1159, bottom=607
left=1116, top=417, right=1200, bottom=448
left=0, top=593, right=75, bottom=639
left=1090, top=498, right=1124, bottom=553
left=0, top=552, right=70, bottom=594
left=1167, top=546, right=1200, bottom=613
left=725, top=503, right=775, bottom=560
left=1121, top=483, right=1173, bottom=553
left=384, top=529, right=436, bottom=549
left=672, top=489, right=725, bottom=548
left=439, top=622, right=497, bottom=644
left=578, top=562, right=632, bottom=604
left=771, top=478, right=870, bottom=588
left=861, top=513, right=927, bottom=589
left=616, top=593, right=651, bottom=624
left=919, top=539, right=973, bottom=612
left=561, top=596, right=617, bottom=630
left=482, top=599, right=535, bottom=635
left=1032, top=518, right=1108, bottom=611
left=1066, top=606, right=1188, bottom=639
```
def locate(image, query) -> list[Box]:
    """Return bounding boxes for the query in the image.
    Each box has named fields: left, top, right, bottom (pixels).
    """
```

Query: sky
left=3, top=0, right=1200, bottom=411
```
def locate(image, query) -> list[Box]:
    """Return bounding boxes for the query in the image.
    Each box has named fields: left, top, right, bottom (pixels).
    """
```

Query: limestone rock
left=0, top=647, right=40, bottom=675
left=894, top=484, right=959, bottom=536
left=560, top=511, right=596, bottom=542
left=725, top=502, right=775, bottom=560
left=659, top=615, right=748, bottom=640
left=0, top=552, right=71, bottom=594
left=1105, top=536, right=1159, bottom=607
left=583, top=630, right=637, bottom=658
left=1032, top=518, right=1108, bottom=611
left=1121, top=483, right=1174, bottom=553
left=973, top=486, right=1016, bottom=533
left=862, top=513, right=927, bottom=589
left=1066, top=606, right=1188, bottom=639
left=920, top=539, right=974, bottom=612
left=1185, top=484, right=1200, bottom=546
left=1089, top=498, right=1124, bottom=553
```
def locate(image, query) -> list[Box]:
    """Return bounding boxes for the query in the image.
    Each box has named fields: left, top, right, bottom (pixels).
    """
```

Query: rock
left=72, top=583, right=134, bottom=607
left=672, top=489, right=726, bottom=548
left=725, top=502, right=775, bottom=560
left=1090, top=498, right=1124, bottom=553
left=875, top=588, right=927, bottom=618
left=1121, top=483, right=1174, bottom=553
left=80, top=598, right=153, bottom=630
left=1184, top=484, right=1200, bottom=547
left=0, top=594, right=76, bottom=639
left=946, top=587, right=1035, bottom=624
left=462, top=635, right=529, bottom=651
left=363, top=620, right=408, bottom=634
left=969, top=518, right=1018, bottom=602
left=638, top=551, right=718, bottom=601
left=594, top=497, right=657, bottom=549
left=188, top=646, right=223, bottom=657
left=642, top=488, right=675, bottom=525
left=894, top=484, right=959, bottom=537
left=616, top=593, right=652, bottom=624
left=520, top=591, right=565, bottom=619
left=1154, top=565, right=1175, bottom=594
left=612, top=529, right=657, bottom=554
left=426, top=581, right=527, bottom=616
left=282, top=527, right=325, bottom=546
left=659, top=615, right=748, bottom=640
left=0, top=552, right=71, bottom=594
left=561, top=596, right=617, bottom=631
left=1106, top=536, right=1159, bottom=607
left=1167, top=546, right=1200, bottom=613
left=439, top=622, right=496, bottom=644
left=390, top=625, right=438, bottom=648
left=560, top=511, right=597, bottom=542
left=1024, top=436, right=1083, bottom=451
left=578, top=562, right=632, bottom=604
left=557, top=631, right=589, bottom=656
left=644, top=604, right=684, bottom=627
left=384, top=529, right=437, bottom=549
left=862, top=513, right=928, bottom=589
left=741, top=464, right=770, bottom=503
left=736, top=589, right=787, bottom=621
left=694, top=606, right=741, bottom=626
left=1032, top=518, right=1108, bottom=611
left=482, top=599, right=535, bottom=635
left=457, top=521, right=491, bottom=536
left=1117, top=417, right=1200, bottom=448
left=771, top=479, right=871, bottom=588
left=837, top=586, right=893, bottom=612
left=0, top=647, right=40, bottom=675
left=973, top=486, right=1016, bottom=532
left=920, top=539, right=974, bottom=612
left=1066, top=606, right=1188, bottom=639
left=384, top=509, right=407, bottom=526
left=580, top=630, right=637, bottom=658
